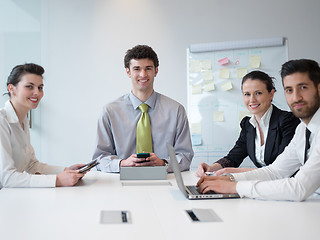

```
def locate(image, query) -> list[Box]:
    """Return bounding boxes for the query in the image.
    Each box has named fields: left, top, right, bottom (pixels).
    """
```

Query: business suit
left=216, top=105, right=300, bottom=168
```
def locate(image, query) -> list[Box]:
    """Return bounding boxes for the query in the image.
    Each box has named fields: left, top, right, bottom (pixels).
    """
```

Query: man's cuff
left=97, top=158, right=122, bottom=173
left=232, top=172, right=249, bottom=182
left=236, top=181, right=257, bottom=198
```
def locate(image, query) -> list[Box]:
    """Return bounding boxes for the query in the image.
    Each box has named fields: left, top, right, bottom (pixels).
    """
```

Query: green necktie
left=136, top=103, right=153, bottom=153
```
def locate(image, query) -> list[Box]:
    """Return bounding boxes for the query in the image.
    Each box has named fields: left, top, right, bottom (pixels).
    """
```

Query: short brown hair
left=124, top=45, right=159, bottom=69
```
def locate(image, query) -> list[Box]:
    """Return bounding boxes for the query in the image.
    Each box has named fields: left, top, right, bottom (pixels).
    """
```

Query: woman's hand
left=56, top=169, right=85, bottom=187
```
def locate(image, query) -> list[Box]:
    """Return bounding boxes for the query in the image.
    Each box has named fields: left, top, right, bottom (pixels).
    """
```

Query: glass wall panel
left=0, top=0, right=42, bottom=155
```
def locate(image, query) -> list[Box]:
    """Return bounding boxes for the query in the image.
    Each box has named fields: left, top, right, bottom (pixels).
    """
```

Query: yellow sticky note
left=191, top=123, right=202, bottom=134
left=239, top=111, right=252, bottom=121
left=202, top=70, right=213, bottom=81
left=201, top=60, right=212, bottom=70
left=192, top=84, right=202, bottom=94
left=237, top=68, right=248, bottom=79
left=204, top=81, right=215, bottom=92
left=249, top=56, right=261, bottom=68
left=213, top=111, right=224, bottom=122
left=190, top=60, right=201, bottom=73
left=221, top=81, right=233, bottom=91
left=219, top=68, right=230, bottom=79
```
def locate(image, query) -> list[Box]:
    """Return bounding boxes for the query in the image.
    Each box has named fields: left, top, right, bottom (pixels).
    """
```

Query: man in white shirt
left=197, top=59, right=320, bottom=201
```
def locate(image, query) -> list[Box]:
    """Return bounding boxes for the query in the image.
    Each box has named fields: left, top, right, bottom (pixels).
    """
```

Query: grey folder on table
left=120, top=166, right=167, bottom=180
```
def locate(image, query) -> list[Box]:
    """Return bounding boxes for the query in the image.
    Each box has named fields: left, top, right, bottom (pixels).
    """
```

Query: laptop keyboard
left=186, top=186, right=216, bottom=195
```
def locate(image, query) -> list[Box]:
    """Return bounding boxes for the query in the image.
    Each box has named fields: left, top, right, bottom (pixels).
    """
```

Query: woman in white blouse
left=0, top=63, right=86, bottom=188
left=196, top=71, right=300, bottom=177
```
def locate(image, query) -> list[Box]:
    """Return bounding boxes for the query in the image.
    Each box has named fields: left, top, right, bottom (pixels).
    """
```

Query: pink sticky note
left=218, top=57, right=229, bottom=65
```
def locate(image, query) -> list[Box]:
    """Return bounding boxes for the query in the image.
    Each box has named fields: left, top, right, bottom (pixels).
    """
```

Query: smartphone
left=137, top=153, right=150, bottom=158
left=136, top=153, right=150, bottom=163
left=78, top=160, right=100, bottom=173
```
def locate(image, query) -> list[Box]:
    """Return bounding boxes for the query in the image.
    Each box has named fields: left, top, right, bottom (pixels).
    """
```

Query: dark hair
left=124, top=45, right=159, bottom=69
left=5, top=63, right=44, bottom=97
left=241, top=70, right=276, bottom=92
left=280, top=59, right=320, bottom=87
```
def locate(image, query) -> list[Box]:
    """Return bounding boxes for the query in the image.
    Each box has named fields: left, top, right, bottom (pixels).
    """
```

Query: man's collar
left=129, top=91, right=157, bottom=109
left=304, top=107, right=320, bottom=133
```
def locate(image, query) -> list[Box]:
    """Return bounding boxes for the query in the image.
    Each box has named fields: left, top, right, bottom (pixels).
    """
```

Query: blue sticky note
left=191, top=134, right=202, bottom=146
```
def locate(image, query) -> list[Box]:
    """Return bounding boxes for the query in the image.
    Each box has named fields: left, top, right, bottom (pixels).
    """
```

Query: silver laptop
left=167, top=143, right=240, bottom=200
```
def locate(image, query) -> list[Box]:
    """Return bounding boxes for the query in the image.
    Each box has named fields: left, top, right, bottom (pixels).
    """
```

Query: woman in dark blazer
left=196, top=71, right=300, bottom=177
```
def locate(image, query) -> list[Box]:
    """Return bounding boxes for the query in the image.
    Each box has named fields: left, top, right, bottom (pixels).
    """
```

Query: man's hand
left=120, top=153, right=165, bottom=167
left=196, top=175, right=237, bottom=194
left=120, top=154, right=140, bottom=167
left=136, top=153, right=165, bottom=166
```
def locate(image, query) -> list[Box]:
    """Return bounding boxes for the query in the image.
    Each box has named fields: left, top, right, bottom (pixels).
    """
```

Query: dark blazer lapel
left=247, top=123, right=257, bottom=164
left=264, top=105, right=280, bottom=165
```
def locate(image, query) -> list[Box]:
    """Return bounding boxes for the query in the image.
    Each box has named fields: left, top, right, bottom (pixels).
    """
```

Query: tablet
left=78, top=160, right=100, bottom=173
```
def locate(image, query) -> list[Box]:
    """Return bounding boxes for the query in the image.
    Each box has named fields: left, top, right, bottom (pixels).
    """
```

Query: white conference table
left=1, top=170, right=320, bottom=240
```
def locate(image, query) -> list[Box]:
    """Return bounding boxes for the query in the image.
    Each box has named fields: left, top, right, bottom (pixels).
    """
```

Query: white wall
left=11, top=0, right=320, bottom=168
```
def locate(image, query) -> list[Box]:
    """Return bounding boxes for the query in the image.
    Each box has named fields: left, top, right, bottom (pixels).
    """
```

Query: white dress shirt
left=92, top=91, right=194, bottom=173
left=249, top=105, right=273, bottom=167
left=234, top=107, right=320, bottom=201
left=0, top=101, right=64, bottom=188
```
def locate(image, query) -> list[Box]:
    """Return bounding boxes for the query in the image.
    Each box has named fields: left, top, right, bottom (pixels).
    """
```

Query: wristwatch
left=225, top=173, right=235, bottom=182
left=162, top=159, right=168, bottom=167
